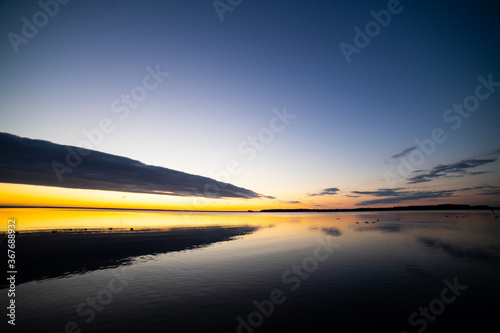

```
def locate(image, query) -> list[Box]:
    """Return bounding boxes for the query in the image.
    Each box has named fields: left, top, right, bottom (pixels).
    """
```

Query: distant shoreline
left=0, top=203, right=498, bottom=213
left=259, top=204, right=500, bottom=213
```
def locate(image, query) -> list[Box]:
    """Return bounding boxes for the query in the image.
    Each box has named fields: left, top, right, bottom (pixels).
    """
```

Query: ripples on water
left=1, top=209, right=499, bottom=332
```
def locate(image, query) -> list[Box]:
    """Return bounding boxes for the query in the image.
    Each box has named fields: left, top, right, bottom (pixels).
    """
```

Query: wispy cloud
left=287, top=200, right=301, bottom=204
left=479, top=191, right=500, bottom=196
left=352, top=188, right=455, bottom=206
left=309, top=187, right=340, bottom=197
left=352, top=188, right=404, bottom=197
left=0, top=132, right=266, bottom=199
left=458, top=185, right=499, bottom=192
left=472, top=185, right=500, bottom=196
left=352, top=185, right=500, bottom=206
left=390, top=146, right=417, bottom=159
left=482, top=148, right=500, bottom=157
left=407, top=158, right=497, bottom=184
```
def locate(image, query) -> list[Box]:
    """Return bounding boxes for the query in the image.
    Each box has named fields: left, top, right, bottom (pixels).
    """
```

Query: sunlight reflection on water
left=1, top=209, right=499, bottom=332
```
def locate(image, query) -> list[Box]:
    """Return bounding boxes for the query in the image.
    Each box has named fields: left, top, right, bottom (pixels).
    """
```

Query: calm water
left=1, top=209, right=499, bottom=332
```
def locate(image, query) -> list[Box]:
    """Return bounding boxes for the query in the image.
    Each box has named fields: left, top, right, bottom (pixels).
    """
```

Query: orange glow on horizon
left=0, top=207, right=333, bottom=232
left=1, top=182, right=495, bottom=212
left=0, top=182, right=300, bottom=211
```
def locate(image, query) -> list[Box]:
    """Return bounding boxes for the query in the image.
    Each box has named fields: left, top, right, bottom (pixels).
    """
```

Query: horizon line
left=1, top=203, right=498, bottom=213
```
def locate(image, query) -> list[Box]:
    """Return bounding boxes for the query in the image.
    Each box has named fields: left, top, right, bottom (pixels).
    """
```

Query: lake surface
left=1, top=209, right=499, bottom=332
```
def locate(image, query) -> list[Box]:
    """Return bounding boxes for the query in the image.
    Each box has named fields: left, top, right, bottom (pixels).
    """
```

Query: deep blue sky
left=1, top=0, right=499, bottom=208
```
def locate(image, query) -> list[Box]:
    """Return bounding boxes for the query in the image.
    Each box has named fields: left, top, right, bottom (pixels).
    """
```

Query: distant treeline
left=260, top=204, right=499, bottom=213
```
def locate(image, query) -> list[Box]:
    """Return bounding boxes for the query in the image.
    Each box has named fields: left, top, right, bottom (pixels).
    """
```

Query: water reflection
left=401, top=263, right=440, bottom=283
left=5, top=225, right=259, bottom=288
left=310, top=226, right=343, bottom=237
left=417, top=236, right=500, bottom=263
left=0, top=209, right=499, bottom=332
left=354, top=223, right=405, bottom=233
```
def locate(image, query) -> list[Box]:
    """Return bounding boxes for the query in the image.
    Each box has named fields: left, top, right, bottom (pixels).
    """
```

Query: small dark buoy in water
left=108, top=228, right=113, bottom=230
left=130, top=228, right=134, bottom=231
left=52, top=230, right=58, bottom=233
left=365, top=221, right=369, bottom=224
left=372, top=221, right=375, bottom=223
left=356, top=222, right=359, bottom=224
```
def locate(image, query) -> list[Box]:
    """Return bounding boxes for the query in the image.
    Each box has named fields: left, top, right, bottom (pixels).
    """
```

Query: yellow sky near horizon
left=0, top=182, right=312, bottom=211
left=1, top=182, right=496, bottom=212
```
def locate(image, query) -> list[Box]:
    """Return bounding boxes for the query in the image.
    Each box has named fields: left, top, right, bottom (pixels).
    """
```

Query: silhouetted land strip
left=1, top=203, right=498, bottom=212
left=260, top=204, right=500, bottom=213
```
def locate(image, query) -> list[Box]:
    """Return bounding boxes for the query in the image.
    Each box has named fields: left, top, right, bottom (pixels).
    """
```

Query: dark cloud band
left=309, top=187, right=340, bottom=197
left=408, top=158, right=497, bottom=184
left=0, top=132, right=264, bottom=199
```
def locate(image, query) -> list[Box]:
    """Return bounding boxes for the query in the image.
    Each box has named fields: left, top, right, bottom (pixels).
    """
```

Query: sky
left=1, top=0, right=500, bottom=210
